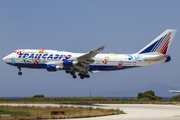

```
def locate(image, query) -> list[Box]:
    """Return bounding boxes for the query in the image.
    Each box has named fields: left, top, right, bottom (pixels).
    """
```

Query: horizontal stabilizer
left=143, top=54, right=169, bottom=61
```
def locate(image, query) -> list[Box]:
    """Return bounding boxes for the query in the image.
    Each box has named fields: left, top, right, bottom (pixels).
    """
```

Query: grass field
left=0, top=105, right=124, bottom=119
left=0, top=96, right=179, bottom=104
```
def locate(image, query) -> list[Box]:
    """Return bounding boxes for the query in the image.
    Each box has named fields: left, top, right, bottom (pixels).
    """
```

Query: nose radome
left=2, top=56, right=7, bottom=62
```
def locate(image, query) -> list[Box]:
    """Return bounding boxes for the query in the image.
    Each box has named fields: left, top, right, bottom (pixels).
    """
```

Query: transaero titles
left=18, top=53, right=72, bottom=59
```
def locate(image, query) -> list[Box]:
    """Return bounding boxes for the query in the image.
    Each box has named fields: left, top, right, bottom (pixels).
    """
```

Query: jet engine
left=63, top=60, right=78, bottom=68
left=47, top=64, right=63, bottom=71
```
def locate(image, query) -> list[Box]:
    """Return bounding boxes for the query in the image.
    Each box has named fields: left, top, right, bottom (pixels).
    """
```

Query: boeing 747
left=2, top=29, right=177, bottom=79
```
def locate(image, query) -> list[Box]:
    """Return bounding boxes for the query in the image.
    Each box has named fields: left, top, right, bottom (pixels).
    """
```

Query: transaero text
left=19, top=53, right=72, bottom=59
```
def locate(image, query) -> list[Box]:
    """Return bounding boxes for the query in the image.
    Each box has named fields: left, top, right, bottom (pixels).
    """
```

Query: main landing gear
left=18, top=67, right=22, bottom=75
left=70, top=72, right=77, bottom=79
left=70, top=71, right=90, bottom=79
left=78, top=73, right=90, bottom=79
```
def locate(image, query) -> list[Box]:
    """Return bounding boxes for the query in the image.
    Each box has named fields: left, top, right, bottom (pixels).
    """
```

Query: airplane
left=2, top=29, right=177, bottom=79
left=169, top=90, right=180, bottom=93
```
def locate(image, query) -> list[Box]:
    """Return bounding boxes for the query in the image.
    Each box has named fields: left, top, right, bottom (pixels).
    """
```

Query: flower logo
left=101, top=56, right=110, bottom=64
left=118, top=61, right=124, bottom=68
left=33, top=57, right=40, bottom=65
left=126, top=54, right=133, bottom=60
left=17, top=51, right=22, bottom=55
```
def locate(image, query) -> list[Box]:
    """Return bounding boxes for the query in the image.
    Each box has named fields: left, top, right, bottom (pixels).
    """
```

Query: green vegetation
left=20, top=97, right=121, bottom=101
left=33, top=95, right=44, bottom=98
left=0, top=105, right=124, bottom=119
left=0, top=97, right=175, bottom=104
left=168, top=95, right=180, bottom=101
left=111, top=98, right=122, bottom=101
left=0, top=91, right=179, bottom=104
left=128, top=98, right=138, bottom=101
left=0, top=109, right=30, bottom=117
left=138, top=90, right=163, bottom=100
left=0, top=98, right=10, bottom=101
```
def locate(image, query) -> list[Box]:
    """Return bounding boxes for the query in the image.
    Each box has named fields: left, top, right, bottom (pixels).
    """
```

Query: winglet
left=96, top=45, right=106, bottom=51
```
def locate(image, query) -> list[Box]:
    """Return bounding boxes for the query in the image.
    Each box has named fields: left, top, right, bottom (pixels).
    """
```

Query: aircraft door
left=132, top=60, right=136, bottom=65
left=96, top=58, right=101, bottom=64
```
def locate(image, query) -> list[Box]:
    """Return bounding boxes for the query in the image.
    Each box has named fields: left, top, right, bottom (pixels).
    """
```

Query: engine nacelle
left=63, top=60, right=78, bottom=68
left=47, top=64, right=63, bottom=71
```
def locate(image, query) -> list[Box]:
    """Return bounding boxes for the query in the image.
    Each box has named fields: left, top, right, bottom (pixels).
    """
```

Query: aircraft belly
left=7, top=63, right=47, bottom=69
left=89, top=65, right=137, bottom=71
left=135, top=58, right=166, bottom=66
left=6, top=56, right=63, bottom=69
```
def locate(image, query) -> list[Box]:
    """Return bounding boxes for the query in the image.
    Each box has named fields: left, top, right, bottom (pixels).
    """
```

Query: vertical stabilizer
left=137, top=29, right=177, bottom=54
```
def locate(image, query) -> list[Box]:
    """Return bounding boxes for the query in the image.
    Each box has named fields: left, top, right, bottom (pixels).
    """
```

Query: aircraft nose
left=2, top=56, right=7, bottom=63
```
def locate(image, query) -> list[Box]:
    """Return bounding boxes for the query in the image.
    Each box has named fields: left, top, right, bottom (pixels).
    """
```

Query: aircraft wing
left=143, top=54, right=169, bottom=61
left=169, top=90, right=180, bottom=93
left=73, top=45, right=105, bottom=72
left=77, top=45, right=106, bottom=62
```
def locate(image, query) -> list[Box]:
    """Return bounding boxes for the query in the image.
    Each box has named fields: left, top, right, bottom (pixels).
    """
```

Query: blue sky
left=0, top=0, right=180, bottom=97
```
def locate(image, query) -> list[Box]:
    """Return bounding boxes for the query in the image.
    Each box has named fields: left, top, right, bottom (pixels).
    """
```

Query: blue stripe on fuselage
left=88, top=65, right=137, bottom=71
left=7, top=63, right=138, bottom=71
left=7, top=63, right=47, bottom=69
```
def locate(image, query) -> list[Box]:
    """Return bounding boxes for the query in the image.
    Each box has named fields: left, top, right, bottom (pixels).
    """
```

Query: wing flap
left=91, top=71, right=102, bottom=73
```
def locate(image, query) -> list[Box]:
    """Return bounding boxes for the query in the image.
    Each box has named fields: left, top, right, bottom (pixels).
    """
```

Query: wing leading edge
left=77, top=45, right=106, bottom=62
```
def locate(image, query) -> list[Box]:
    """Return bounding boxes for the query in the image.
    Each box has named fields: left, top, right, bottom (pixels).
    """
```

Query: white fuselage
left=3, top=49, right=168, bottom=72
left=2, top=29, right=175, bottom=78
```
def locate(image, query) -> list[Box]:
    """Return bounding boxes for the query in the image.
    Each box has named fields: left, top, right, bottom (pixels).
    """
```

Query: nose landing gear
left=18, top=67, right=22, bottom=75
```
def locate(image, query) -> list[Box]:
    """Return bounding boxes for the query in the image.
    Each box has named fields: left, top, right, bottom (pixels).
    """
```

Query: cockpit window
left=14, top=51, right=17, bottom=53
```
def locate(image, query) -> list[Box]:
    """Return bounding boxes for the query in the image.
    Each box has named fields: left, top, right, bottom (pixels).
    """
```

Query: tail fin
left=137, top=29, right=177, bottom=55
